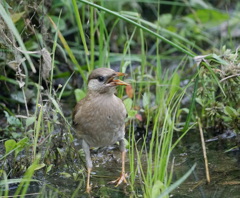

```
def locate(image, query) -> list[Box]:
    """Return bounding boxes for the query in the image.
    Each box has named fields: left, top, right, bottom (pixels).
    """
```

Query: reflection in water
left=172, top=131, right=240, bottom=198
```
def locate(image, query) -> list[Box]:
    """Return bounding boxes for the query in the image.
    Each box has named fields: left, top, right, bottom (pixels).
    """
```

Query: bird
left=72, top=67, right=129, bottom=193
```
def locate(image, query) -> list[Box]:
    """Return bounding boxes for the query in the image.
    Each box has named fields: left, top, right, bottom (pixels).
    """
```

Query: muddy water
left=3, top=130, right=240, bottom=197
left=172, top=131, right=240, bottom=198
left=42, top=147, right=132, bottom=197
left=39, top=131, right=240, bottom=198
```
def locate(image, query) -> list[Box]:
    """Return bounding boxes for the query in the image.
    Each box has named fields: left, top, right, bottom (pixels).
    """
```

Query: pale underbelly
left=82, top=128, right=124, bottom=147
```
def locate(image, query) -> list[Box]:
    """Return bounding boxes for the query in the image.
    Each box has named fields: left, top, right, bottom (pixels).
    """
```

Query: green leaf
left=11, top=132, right=22, bottom=139
left=211, top=54, right=228, bottom=65
left=26, top=116, right=36, bottom=128
left=124, top=138, right=130, bottom=149
left=4, top=111, right=22, bottom=127
left=4, top=139, right=17, bottom=155
left=187, top=9, right=229, bottom=27
left=57, top=148, right=64, bottom=159
left=49, top=15, right=66, bottom=31
left=159, top=14, right=172, bottom=27
left=60, top=172, right=72, bottom=178
left=152, top=180, right=165, bottom=198
left=11, top=11, right=25, bottom=23
left=128, top=110, right=138, bottom=118
left=123, top=98, right=133, bottom=112
left=195, top=97, right=203, bottom=106
left=143, top=92, right=150, bottom=108
left=224, top=106, right=238, bottom=117
left=15, top=137, right=29, bottom=157
left=33, top=163, right=46, bottom=171
left=169, top=72, right=180, bottom=102
left=46, top=164, right=54, bottom=173
left=74, top=89, right=86, bottom=102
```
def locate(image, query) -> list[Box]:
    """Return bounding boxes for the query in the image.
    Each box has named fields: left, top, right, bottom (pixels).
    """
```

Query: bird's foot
left=108, top=173, right=128, bottom=186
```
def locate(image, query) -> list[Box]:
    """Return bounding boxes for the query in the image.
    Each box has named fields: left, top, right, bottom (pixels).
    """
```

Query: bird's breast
left=75, top=95, right=126, bottom=147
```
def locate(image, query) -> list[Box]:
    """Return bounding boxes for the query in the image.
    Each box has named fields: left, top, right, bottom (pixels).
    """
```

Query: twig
left=220, top=73, right=240, bottom=82
left=198, top=117, right=210, bottom=184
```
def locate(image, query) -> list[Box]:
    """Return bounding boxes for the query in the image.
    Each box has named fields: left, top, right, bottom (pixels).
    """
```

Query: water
left=2, top=130, right=240, bottom=197
left=172, top=131, right=240, bottom=198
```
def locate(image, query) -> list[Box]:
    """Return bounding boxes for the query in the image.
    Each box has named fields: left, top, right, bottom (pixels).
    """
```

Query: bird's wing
left=116, top=97, right=127, bottom=119
left=72, top=99, right=85, bottom=127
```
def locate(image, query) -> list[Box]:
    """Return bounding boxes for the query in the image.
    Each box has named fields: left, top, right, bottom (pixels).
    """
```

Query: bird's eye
left=97, top=76, right=105, bottom=82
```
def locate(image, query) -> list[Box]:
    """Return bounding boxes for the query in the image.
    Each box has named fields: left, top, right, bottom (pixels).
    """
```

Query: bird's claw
left=108, top=173, right=128, bottom=186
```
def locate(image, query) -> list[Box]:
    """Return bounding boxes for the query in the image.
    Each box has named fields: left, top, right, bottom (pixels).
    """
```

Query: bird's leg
left=86, top=167, right=92, bottom=193
left=109, top=139, right=128, bottom=186
left=81, top=140, right=93, bottom=193
left=117, top=150, right=128, bottom=185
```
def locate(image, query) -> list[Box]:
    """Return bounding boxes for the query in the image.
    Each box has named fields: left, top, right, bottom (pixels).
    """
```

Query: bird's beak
left=106, top=72, right=129, bottom=86
left=113, top=79, right=129, bottom=86
left=113, top=72, right=129, bottom=86
left=115, top=72, right=127, bottom=77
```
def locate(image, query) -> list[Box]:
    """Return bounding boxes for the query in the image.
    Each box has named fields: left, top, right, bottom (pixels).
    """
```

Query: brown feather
left=73, top=68, right=127, bottom=147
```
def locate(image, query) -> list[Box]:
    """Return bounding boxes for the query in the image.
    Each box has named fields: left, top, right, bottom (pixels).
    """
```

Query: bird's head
left=87, top=68, right=129, bottom=94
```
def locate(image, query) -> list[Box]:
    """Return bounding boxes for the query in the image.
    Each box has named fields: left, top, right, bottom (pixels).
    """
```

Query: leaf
left=15, top=137, right=29, bottom=157
left=126, top=85, right=134, bottom=98
left=11, top=11, right=25, bottom=23
left=124, top=138, right=130, bottom=149
left=135, top=113, right=143, bottom=121
left=152, top=180, right=165, bottom=198
left=74, top=89, right=86, bottom=102
left=33, top=163, right=46, bottom=171
left=10, top=91, right=25, bottom=104
left=4, top=111, right=22, bottom=127
left=195, top=97, right=203, bottom=106
left=159, top=14, right=172, bottom=26
left=57, top=148, right=64, bottom=159
left=187, top=9, right=229, bottom=27
left=73, top=172, right=78, bottom=180
left=224, top=106, right=238, bottom=117
left=26, top=116, right=36, bottom=128
left=143, top=92, right=150, bottom=108
left=128, top=110, right=137, bottom=118
left=211, top=54, right=228, bottom=65
left=48, top=16, right=66, bottom=31
left=46, top=164, right=54, bottom=173
left=5, top=139, right=17, bottom=155
left=60, top=172, right=72, bottom=178
left=123, top=98, right=133, bottom=112
left=11, top=132, right=22, bottom=139
left=169, top=72, right=180, bottom=102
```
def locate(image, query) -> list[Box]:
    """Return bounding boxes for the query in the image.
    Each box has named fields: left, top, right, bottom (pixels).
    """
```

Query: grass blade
left=77, top=0, right=196, bottom=57
left=157, top=164, right=197, bottom=198
left=0, top=4, right=36, bottom=73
